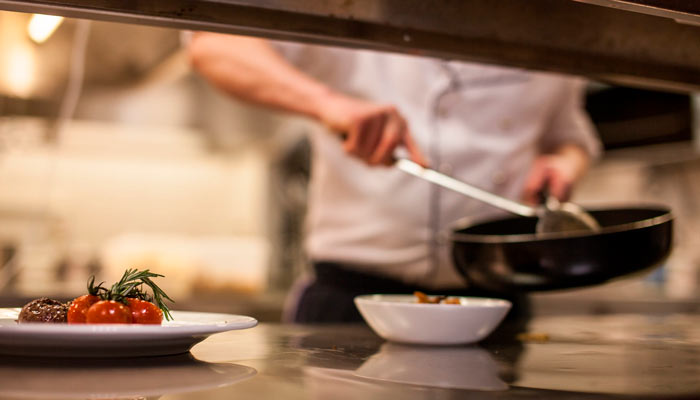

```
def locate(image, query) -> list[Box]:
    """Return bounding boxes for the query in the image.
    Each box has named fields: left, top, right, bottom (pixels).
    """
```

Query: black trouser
left=293, top=262, right=530, bottom=325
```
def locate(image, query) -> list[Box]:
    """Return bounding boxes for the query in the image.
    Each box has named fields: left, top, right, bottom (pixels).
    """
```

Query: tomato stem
left=87, top=276, right=108, bottom=297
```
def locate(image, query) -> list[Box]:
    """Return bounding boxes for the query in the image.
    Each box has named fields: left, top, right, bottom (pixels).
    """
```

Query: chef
left=187, top=33, right=602, bottom=323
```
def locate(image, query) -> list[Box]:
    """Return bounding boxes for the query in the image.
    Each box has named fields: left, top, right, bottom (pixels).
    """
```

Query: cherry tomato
left=86, top=300, right=133, bottom=324
left=127, top=298, right=163, bottom=324
left=67, top=294, right=100, bottom=324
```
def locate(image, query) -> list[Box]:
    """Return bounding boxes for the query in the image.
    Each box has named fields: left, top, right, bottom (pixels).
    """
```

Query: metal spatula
left=535, top=191, right=600, bottom=234
left=396, top=159, right=599, bottom=234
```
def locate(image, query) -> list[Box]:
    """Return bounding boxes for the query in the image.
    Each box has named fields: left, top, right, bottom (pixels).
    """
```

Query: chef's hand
left=318, top=94, right=428, bottom=167
left=522, top=144, right=590, bottom=204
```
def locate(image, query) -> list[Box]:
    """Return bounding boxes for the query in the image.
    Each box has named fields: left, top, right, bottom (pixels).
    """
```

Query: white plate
left=0, top=308, right=257, bottom=357
left=354, top=294, right=511, bottom=345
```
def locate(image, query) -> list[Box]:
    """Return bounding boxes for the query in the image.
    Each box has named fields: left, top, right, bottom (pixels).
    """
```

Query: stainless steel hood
left=1, top=0, right=699, bottom=93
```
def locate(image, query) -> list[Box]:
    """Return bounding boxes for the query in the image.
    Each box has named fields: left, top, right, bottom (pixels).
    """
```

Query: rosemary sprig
left=95, top=269, right=174, bottom=321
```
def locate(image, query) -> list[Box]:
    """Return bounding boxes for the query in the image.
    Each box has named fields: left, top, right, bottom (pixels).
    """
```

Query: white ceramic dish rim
left=354, top=294, right=512, bottom=309
left=0, top=309, right=258, bottom=337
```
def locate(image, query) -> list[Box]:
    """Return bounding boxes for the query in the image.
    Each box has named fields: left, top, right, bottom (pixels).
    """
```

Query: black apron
left=293, top=262, right=531, bottom=325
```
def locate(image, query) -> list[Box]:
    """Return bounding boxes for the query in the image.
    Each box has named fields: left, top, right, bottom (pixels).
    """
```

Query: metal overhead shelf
left=0, top=0, right=699, bottom=92
left=575, top=0, right=700, bottom=26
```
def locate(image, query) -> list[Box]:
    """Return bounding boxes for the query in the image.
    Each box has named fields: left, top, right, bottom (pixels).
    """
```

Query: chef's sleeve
left=541, top=78, right=602, bottom=160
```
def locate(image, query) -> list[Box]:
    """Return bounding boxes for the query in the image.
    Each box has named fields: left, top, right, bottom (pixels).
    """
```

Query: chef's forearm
left=187, top=32, right=337, bottom=123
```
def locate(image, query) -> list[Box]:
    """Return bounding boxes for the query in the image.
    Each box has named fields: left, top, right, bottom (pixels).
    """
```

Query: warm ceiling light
left=27, top=14, right=64, bottom=44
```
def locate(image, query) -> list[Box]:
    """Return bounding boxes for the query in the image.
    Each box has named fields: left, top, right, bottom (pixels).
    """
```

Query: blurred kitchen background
left=0, top=12, right=698, bottom=320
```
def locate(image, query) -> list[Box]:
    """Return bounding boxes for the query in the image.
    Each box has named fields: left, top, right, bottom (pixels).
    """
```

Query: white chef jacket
left=273, top=42, right=601, bottom=289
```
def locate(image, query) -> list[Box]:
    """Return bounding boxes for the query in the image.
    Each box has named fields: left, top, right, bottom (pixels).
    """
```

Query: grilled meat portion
left=18, top=298, right=69, bottom=323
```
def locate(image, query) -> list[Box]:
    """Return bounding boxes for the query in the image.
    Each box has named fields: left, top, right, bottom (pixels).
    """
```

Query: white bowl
left=354, top=294, right=511, bottom=345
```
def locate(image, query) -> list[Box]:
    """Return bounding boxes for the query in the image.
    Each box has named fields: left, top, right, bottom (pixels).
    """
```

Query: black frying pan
left=451, top=206, right=673, bottom=292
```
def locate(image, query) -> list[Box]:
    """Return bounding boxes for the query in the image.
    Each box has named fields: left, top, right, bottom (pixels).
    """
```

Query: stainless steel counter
left=1, top=313, right=699, bottom=399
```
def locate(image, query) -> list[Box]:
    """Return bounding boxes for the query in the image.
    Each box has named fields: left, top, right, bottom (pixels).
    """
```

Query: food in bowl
left=413, top=291, right=461, bottom=304
left=354, top=294, right=511, bottom=345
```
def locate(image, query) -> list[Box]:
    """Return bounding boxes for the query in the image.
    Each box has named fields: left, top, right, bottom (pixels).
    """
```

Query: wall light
left=2, top=43, right=35, bottom=97
left=27, top=14, right=64, bottom=44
